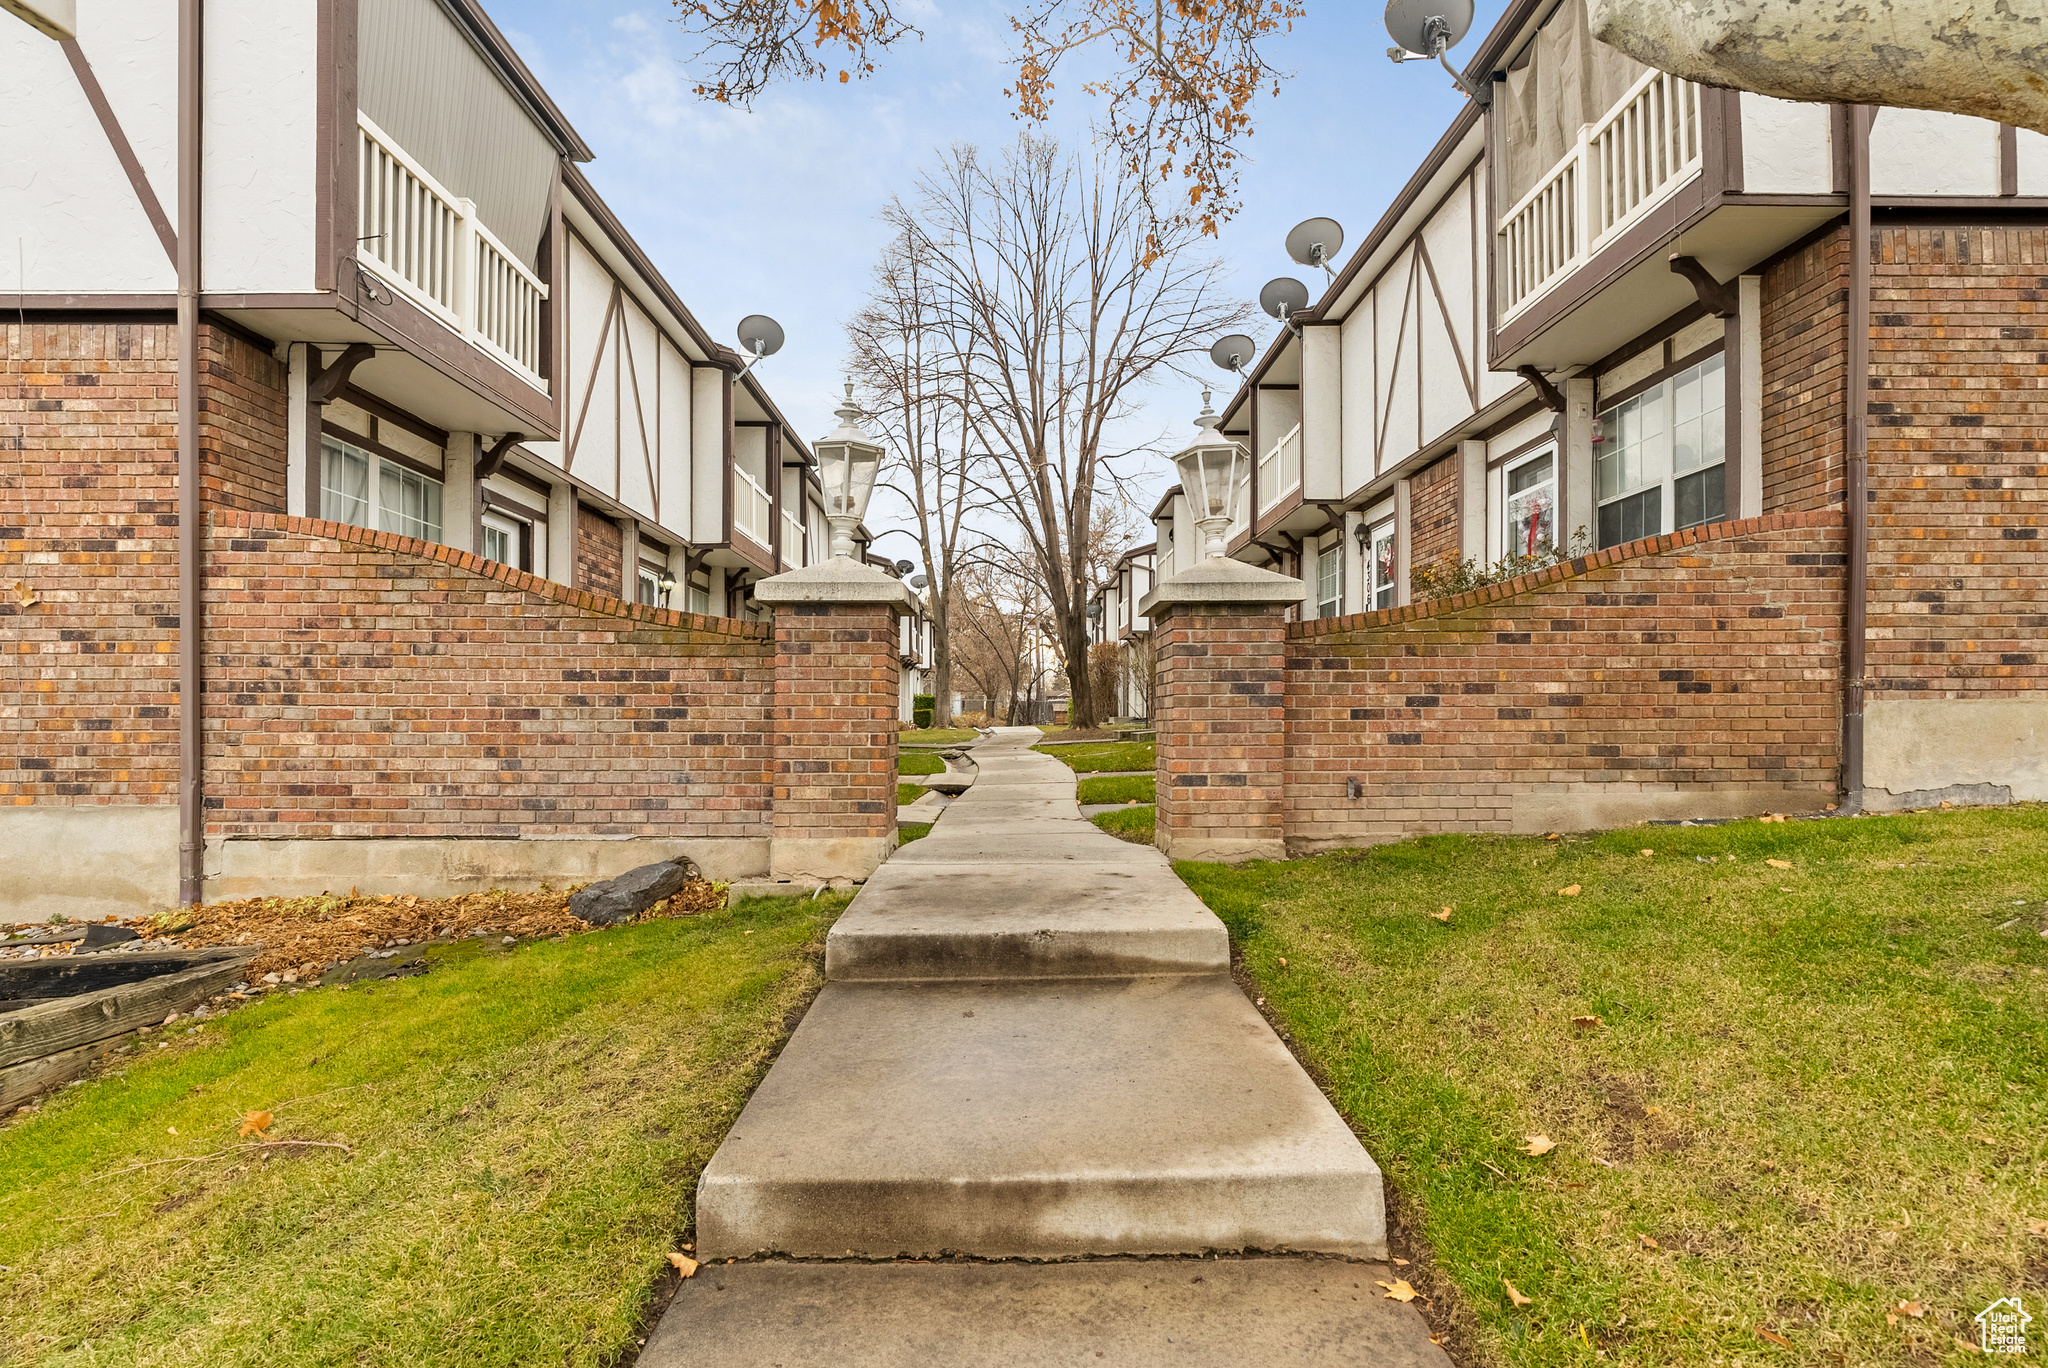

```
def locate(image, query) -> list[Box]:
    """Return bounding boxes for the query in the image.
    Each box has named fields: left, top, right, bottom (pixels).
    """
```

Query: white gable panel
left=1418, top=180, right=1475, bottom=376
left=202, top=1, right=317, bottom=292
left=563, top=236, right=614, bottom=452
left=1870, top=108, right=2000, bottom=197
left=616, top=299, right=660, bottom=520
left=1375, top=257, right=1422, bottom=472
left=657, top=339, right=693, bottom=539
left=1339, top=304, right=1376, bottom=495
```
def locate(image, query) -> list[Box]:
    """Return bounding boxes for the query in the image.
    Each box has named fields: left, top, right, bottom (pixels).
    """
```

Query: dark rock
left=79, top=924, right=140, bottom=951
left=571, top=858, right=702, bottom=925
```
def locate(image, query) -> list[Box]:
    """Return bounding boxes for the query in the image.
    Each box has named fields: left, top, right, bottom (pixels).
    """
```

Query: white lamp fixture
left=813, top=383, right=884, bottom=559
left=1172, top=391, right=1248, bottom=561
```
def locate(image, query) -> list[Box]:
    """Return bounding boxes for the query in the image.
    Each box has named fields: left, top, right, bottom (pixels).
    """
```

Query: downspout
left=176, top=0, right=204, bottom=906
left=1841, top=105, right=1873, bottom=809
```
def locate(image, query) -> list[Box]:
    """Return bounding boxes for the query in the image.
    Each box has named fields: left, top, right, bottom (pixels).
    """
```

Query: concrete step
left=695, top=975, right=1385, bottom=1260
left=825, top=855, right=1226, bottom=980
left=641, top=1257, right=1450, bottom=1368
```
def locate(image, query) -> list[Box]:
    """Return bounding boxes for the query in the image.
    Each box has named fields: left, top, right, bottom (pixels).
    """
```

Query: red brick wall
left=200, top=326, right=289, bottom=513
left=770, top=604, right=900, bottom=843
left=576, top=505, right=622, bottom=595
left=2, top=320, right=181, bottom=805
left=1867, top=224, right=2048, bottom=699
left=203, top=511, right=772, bottom=840
left=1283, top=513, right=1845, bottom=848
left=1760, top=226, right=1850, bottom=515
left=1408, top=454, right=1461, bottom=574
left=1154, top=606, right=1289, bottom=855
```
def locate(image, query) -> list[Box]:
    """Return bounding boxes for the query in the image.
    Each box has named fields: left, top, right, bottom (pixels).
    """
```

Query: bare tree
left=883, top=135, right=1249, bottom=728
left=947, top=560, right=1035, bottom=725
left=847, top=229, right=986, bottom=730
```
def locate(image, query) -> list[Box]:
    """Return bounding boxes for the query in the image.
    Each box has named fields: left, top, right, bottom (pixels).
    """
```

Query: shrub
left=1409, top=526, right=1592, bottom=604
left=912, top=694, right=935, bottom=728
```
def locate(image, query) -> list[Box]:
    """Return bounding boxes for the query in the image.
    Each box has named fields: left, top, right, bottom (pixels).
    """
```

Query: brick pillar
left=1143, top=558, right=1303, bottom=863
left=755, top=558, right=913, bottom=883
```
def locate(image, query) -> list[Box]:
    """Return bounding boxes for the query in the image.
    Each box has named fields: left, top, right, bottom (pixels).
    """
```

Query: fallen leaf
left=12, top=581, right=39, bottom=608
left=2027, top=1218, right=2048, bottom=1235
left=1767, top=859, right=1793, bottom=870
left=1522, top=1135, right=1556, bottom=1155
left=1639, top=1234, right=1659, bottom=1249
left=1572, top=1014, right=1604, bottom=1030
left=1644, top=1106, right=1662, bottom=1116
left=668, top=1252, right=699, bottom=1277
left=1503, top=1279, right=1534, bottom=1307
left=1431, top=908, right=1452, bottom=922
left=1953, top=1336, right=1983, bottom=1354
left=1754, top=1325, right=1794, bottom=1348
left=239, top=1110, right=273, bottom=1138
left=1377, top=1279, right=1418, bottom=1302
left=1558, top=885, right=1582, bottom=897
left=1545, top=832, right=1561, bottom=841
left=1390, top=1257, right=1410, bottom=1266
left=1639, top=849, right=1654, bottom=858
left=166, top=1126, right=177, bottom=1135
left=1276, top=957, right=1288, bottom=967
left=1892, top=1300, right=1926, bottom=1319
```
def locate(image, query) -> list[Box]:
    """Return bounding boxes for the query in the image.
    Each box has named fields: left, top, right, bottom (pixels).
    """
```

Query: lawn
left=899, top=752, right=947, bottom=777
left=1077, top=774, right=1154, bottom=805
left=1034, top=740, right=1154, bottom=773
left=0, top=889, right=851, bottom=1368
left=899, top=822, right=933, bottom=845
left=898, top=728, right=977, bottom=745
left=1178, top=806, right=2048, bottom=1367
left=898, top=781, right=926, bottom=806
left=1091, top=804, right=1156, bottom=844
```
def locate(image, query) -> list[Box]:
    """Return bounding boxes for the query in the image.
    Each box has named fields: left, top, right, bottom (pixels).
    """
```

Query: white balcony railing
left=1498, top=70, right=1702, bottom=318
left=733, top=465, right=772, bottom=548
left=1257, top=423, right=1303, bottom=514
left=357, top=113, right=550, bottom=390
left=780, top=506, right=807, bottom=566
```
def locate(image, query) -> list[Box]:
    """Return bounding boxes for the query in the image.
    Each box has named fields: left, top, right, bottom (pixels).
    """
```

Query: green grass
left=1091, top=804, right=1156, bottom=845
left=898, top=752, right=947, bottom=776
left=0, top=890, right=852, bottom=1368
left=898, top=782, right=926, bottom=806
left=1034, top=741, right=1154, bottom=773
left=899, top=728, right=977, bottom=745
left=898, top=822, right=933, bottom=845
left=1177, top=807, right=2048, bottom=1367
left=1077, top=774, right=1155, bottom=805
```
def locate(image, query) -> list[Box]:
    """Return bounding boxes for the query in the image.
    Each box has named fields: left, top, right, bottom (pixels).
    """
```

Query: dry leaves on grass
left=1522, top=1135, right=1556, bottom=1155
left=160, top=881, right=725, bottom=979
left=667, top=1253, right=699, bottom=1278
left=1503, top=1280, right=1534, bottom=1307
left=1767, top=859, right=1794, bottom=870
left=238, top=1110, right=273, bottom=1139
left=1376, top=1279, right=1418, bottom=1302
left=1754, top=1325, right=1795, bottom=1348
left=1571, top=1014, right=1605, bottom=1030
left=1558, top=885, right=1582, bottom=897
left=1886, top=1300, right=1927, bottom=1326
left=1431, top=907, right=1452, bottom=922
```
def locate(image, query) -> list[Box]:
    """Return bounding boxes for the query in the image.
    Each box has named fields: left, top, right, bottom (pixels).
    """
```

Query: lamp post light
left=1171, top=391, right=1250, bottom=561
left=812, top=382, right=884, bottom=559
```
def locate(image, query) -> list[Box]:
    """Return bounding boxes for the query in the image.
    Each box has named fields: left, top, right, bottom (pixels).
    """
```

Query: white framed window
left=1316, top=531, right=1341, bottom=618
left=321, top=435, right=442, bottom=543
left=480, top=510, right=534, bottom=571
left=1596, top=352, right=1726, bottom=549
left=1368, top=521, right=1397, bottom=610
left=1502, top=447, right=1557, bottom=560
left=636, top=565, right=668, bottom=606
left=687, top=571, right=711, bottom=615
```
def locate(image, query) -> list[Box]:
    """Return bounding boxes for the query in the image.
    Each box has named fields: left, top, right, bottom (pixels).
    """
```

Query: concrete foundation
left=767, top=835, right=897, bottom=883
left=1508, top=782, right=1835, bottom=834
left=1865, top=697, right=2048, bottom=808
left=204, top=835, right=769, bottom=901
left=0, top=805, right=180, bottom=920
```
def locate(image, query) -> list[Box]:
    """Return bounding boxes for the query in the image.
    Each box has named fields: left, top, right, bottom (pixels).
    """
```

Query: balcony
left=357, top=113, right=550, bottom=390
left=734, top=465, right=773, bottom=548
left=1257, top=423, right=1303, bottom=514
left=780, top=506, right=807, bottom=566
left=1499, top=70, right=1702, bottom=319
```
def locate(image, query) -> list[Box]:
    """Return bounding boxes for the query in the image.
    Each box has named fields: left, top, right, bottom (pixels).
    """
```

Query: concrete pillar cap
left=1139, top=558, right=1303, bottom=616
left=752, top=557, right=916, bottom=609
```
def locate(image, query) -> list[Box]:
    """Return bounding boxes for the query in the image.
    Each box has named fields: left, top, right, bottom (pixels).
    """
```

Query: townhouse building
left=1086, top=541, right=1155, bottom=721
left=1142, top=0, right=2046, bottom=848
left=3, top=0, right=881, bottom=914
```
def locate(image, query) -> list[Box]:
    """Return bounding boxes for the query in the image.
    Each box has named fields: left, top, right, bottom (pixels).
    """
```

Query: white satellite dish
left=1259, top=277, right=1311, bottom=324
left=1210, top=334, right=1258, bottom=375
left=736, top=315, right=784, bottom=373
left=1286, top=218, right=1345, bottom=282
left=1385, top=0, right=1489, bottom=105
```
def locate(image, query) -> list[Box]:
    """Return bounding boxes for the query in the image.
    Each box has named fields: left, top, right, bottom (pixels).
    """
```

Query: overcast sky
left=487, top=0, right=1508, bottom=531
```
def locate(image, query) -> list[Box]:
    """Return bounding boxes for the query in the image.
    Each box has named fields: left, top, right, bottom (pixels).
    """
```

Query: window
left=1316, top=532, right=1341, bottom=618
left=687, top=571, right=711, bottom=615
left=321, top=436, right=442, bottom=543
left=480, top=510, right=533, bottom=571
left=1502, top=448, right=1557, bottom=560
left=1596, top=353, right=1726, bottom=549
left=637, top=566, right=667, bottom=607
left=1369, top=521, right=1396, bottom=610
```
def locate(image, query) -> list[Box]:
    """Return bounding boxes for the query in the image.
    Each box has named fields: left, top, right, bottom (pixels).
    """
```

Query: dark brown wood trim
left=1716, top=88, right=1744, bottom=195
left=1596, top=338, right=1725, bottom=412
left=2001, top=126, right=2020, bottom=197
left=1831, top=106, right=1852, bottom=195
left=1722, top=311, right=1744, bottom=515
left=320, top=420, right=443, bottom=481
left=565, top=280, right=622, bottom=470
left=338, top=381, right=449, bottom=447
left=325, top=0, right=360, bottom=304
left=61, top=40, right=177, bottom=266
left=199, top=310, right=277, bottom=355
left=1315, top=105, right=1485, bottom=318
left=481, top=484, right=548, bottom=524
left=1871, top=196, right=2048, bottom=213
left=768, top=423, right=785, bottom=568
left=721, top=368, right=735, bottom=548
left=345, top=286, right=557, bottom=435
left=1415, top=235, right=1477, bottom=406
left=562, top=166, right=733, bottom=366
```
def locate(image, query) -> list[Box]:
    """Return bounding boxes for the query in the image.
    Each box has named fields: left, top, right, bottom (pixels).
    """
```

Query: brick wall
left=1154, top=605, right=1289, bottom=858
left=202, top=511, right=772, bottom=839
left=1760, top=226, right=1850, bottom=515
left=200, top=326, right=289, bottom=513
left=1867, top=224, right=2048, bottom=699
left=576, top=504, right=622, bottom=594
left=1283, top=513, right=1845, bottom=848
left=770, top=604, right=899, bottom=844
left=1408, top=454, right=1461, bottom=573
left=2, top=319, right=182, bottom=806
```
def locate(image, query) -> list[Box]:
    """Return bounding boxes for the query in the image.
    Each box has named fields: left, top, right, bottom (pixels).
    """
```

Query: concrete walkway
left=647, top=728, right=1442, bottom=1365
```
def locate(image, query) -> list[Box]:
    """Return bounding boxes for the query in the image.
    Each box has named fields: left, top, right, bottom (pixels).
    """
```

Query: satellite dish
left=1259, top=277, right=1312, bottom=323
left=1385, top=0, right=1474, bottom=57
left=909, top=573, right=929, bottom=589
left=736, top=314, right=785, bottom=360
left=893, top=558, right=915, bottom=577
left=1210, top=334, right=1258, bottom=373
left=1286, top=218, right=1345, bottom=275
